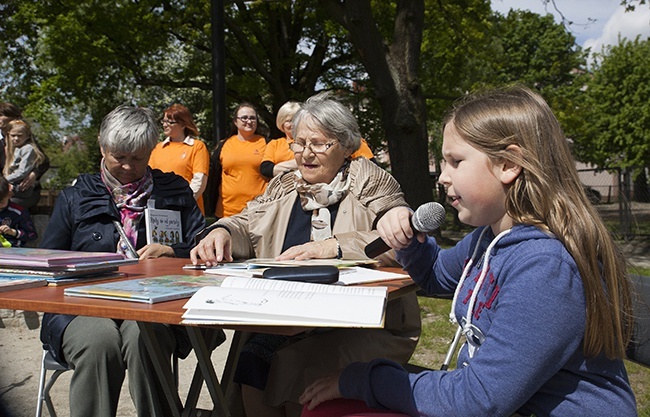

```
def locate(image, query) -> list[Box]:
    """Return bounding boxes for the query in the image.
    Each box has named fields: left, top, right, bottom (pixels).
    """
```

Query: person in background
left=39, top=105, right=217, bottom=417
left=208, top=102, right=270, bottom=218
left=148, top=103, right=210, bottom=215
left=300, top=85, right=636, bottom=417
left=0, top=102, right=23, bottom=172
left=354, top=138, right=377, bottom=163
left=261, top=101, right=378, bottom=179
left=260, top=101, right=301, bottom=177
left=0, top=102, right=50, bottom=208
left=191, top=92, right=420, bottom=417
left=3, top=119, right=48, bottom=209
left=0, top=176, right=37, bottom=247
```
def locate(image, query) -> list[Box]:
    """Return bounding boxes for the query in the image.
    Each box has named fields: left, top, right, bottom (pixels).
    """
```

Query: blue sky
left=491, top=0, right=650, bottom=55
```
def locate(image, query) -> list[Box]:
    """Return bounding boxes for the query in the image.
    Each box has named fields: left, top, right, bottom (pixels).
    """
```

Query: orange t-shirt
left=261, top=136, right=374, bottom=164
left=353, top=139, right=374, bottom=159
left=262, top=137, right=294, bottom=164
left=216, top=134, right=269, bottom=218
left=148, top=137, right=210, bottom=214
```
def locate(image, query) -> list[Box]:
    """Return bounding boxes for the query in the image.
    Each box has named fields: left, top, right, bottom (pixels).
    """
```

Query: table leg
left=186, top=326, right=231, bottom=417
left=221, top=330, right=246, bottom=396
left=136, top=321, right=183, bottom=417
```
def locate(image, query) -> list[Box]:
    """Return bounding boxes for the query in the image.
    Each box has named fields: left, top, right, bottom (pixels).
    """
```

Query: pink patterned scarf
left=100, top=160, right=153, bottom=257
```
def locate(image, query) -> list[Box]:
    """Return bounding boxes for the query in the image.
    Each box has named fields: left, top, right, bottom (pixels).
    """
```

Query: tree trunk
left=324, top=0, right=433, bottom=208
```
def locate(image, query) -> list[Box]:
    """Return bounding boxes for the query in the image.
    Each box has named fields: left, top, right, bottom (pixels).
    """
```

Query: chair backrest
left=627, top=274, right=650, bottom=367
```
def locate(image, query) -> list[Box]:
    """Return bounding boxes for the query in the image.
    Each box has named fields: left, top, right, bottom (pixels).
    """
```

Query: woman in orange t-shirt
left=211, top=103, right=269, bottom=218
left=148, top=103, right=210, bottom=214
left=260, top=101, right=301, bottom=178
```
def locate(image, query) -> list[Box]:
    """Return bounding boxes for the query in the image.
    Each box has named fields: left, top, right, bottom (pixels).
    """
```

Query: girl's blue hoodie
left=340, top=224, right=636, bottom=417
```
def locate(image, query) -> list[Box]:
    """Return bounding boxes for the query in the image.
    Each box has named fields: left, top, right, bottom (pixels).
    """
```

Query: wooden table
left=0, top=258, right=418, bottom=417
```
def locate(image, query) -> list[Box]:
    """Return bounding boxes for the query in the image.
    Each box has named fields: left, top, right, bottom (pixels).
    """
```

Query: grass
left=410, top=292, right=650, bottom=416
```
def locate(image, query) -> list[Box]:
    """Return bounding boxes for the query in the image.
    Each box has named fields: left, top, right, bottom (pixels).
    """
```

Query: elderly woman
left=191, top=93, right=421, bottom=417
left=39, top=105, right=215, bottom=417
left=260, top=100, right=301, bottom=177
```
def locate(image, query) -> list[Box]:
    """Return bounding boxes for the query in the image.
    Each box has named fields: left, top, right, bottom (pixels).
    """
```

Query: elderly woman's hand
left=299, top=369, right=344, bottom=411
left=276, top=238, right=339, bottom=261
left=190, top=227, right=233, bottom=266
left=137, top=243, right=175, bottom=259
left=376, top=206, right=424, bottom=251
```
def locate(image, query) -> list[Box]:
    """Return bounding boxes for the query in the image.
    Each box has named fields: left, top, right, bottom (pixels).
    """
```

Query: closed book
left=0, top=275, right=48, bottom=292
left=64, top=274, right=229, bottom=304
left=0, top=248, right=132, bottom=269
left=144, top=208, right=182, bottom=245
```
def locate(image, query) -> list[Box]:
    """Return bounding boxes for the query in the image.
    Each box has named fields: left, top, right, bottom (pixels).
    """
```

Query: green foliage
left=578, top=37, right=650, bottom=171
left=0, top=0, right=595, bottom=197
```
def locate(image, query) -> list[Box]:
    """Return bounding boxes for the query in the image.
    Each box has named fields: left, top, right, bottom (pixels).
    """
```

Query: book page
left=244, top=258, right=379, bottom=268
left=336, top=267, right=409, bottom=285
left=221, top=276, right=387, bottom=296
left=182, top=284, right=386, bottom=327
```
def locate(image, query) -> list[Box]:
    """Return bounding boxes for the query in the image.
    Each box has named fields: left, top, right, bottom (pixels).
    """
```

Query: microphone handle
left=364, top=237, right=392, bottom=258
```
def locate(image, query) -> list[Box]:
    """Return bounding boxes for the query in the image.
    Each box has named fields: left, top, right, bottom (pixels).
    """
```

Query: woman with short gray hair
left=39, top=105, right=212, bottom=417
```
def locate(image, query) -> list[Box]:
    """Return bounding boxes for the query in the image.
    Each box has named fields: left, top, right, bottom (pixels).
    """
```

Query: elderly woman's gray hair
left=292, top=93, right=361, bottom=152
left=98, top=105, right=159, bottom=154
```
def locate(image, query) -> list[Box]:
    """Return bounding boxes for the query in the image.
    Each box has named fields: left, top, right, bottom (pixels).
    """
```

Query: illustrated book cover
left=63, top=274, right=229, bottom=303
left=144, top=208, right=182, bottom=245
left=0, top=275, right=48, bottom=292
left=182, top=276, right=388, bottom=327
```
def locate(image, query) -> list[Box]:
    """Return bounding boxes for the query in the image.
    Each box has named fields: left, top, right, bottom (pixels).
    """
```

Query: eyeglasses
left=236, top=115, right=257, bottom=122
left=289, top=141, right=338, bottom=154
left=161, top=119, right=178, bottom=125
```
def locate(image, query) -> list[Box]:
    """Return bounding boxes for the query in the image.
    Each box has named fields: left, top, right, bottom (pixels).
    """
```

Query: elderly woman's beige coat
left=212, top=157, right=422, bottom=408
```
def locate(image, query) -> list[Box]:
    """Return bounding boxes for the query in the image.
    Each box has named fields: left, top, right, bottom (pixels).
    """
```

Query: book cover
left=64, top=274, right=229, bottom=304
left=0, top=248, right=129, bottom=269
left=0, top=266, right=120, bottom=279
left=181, top=276, right=387, bottom=327
left=0, top=275, right=48, bottom=292
left=145, top=208, right=182, bottom=245
left=46, top=272, right=126, bottom=286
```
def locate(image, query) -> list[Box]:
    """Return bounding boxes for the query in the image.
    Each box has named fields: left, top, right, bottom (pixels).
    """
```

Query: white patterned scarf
left=294, top=162, right=351, bottom=241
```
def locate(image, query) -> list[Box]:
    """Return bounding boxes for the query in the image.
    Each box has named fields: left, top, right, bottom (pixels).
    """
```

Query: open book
left=181, top=276, right=388, bottom=327
left=197, top=263, right=408, bottom=285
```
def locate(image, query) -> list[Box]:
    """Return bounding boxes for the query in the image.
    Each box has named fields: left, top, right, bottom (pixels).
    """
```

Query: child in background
left=3, top=119, right=47, bottom=205
left=300, top=85, right=636, bottom=417
left=0, top=176, right=37, bottom=247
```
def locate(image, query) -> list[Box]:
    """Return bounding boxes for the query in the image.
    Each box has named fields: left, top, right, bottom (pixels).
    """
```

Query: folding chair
left=35, top=349, right=180, bottom=417
left=35, top=350, right=70, bottom=417
left=627, top=274, right=650, bottom=367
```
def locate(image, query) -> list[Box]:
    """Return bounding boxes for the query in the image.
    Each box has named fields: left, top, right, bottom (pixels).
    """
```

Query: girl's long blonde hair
left=445, top=85, right=632, bottom=359
left=3, top=119, right=47, bottom=177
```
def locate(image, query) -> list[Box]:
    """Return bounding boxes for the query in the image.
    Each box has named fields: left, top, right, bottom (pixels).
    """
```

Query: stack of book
left=0, top=248, right=138, bottom=292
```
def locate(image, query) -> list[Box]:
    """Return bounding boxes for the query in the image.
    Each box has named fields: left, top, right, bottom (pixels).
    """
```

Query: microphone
left=364, top=202, right=446, bottom=258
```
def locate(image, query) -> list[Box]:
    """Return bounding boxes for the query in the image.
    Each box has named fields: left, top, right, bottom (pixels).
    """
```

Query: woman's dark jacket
left=39, top=169, right=206, bottom=365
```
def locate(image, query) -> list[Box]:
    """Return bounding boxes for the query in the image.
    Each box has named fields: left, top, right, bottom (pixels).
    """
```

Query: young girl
left=0, top=176, right=37, bottom=247
left=3, top=119, right=46, bottom=203
left=299, top=85, right=636, bottom=417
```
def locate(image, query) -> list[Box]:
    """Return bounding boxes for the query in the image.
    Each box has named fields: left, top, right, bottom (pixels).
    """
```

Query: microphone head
left=411, top=202, right=446, bottom=232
